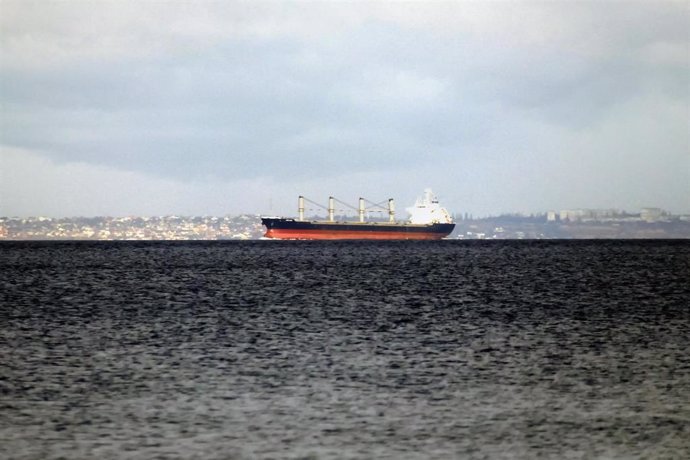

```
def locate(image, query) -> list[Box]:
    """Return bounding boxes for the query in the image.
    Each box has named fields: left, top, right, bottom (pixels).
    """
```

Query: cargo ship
left=261, top=189, right=455, bottom=240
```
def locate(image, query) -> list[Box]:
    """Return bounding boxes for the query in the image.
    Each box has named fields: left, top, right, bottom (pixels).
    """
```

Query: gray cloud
left=1, top=1, right=688, bottom=216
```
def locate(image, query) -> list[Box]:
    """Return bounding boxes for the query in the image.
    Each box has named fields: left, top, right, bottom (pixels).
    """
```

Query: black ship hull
left=261, top=218, right=455, bottom=240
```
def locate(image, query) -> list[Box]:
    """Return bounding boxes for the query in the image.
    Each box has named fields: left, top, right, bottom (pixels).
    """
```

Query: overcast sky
left=1, top=1, right=688, bottom=218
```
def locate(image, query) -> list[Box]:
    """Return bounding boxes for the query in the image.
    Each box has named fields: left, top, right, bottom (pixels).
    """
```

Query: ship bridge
left=406, top=189, right=453, bottom=224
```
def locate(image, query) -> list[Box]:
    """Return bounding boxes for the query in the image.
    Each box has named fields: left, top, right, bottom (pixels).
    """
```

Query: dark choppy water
left=1, top=240, right=689, bottom=459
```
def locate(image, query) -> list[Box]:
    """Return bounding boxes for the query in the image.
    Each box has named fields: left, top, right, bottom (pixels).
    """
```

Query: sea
left=1, top=240, right=689, bottom=459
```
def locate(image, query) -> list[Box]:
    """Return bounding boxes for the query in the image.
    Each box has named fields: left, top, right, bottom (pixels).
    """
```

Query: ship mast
left=328, top=197, right=335, bottom=222
left=298, top=196, right=305, bottom=221
left=297, top=195, right=401, bottom=223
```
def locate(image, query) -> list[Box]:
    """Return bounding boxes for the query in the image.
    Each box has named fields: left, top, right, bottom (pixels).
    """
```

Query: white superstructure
left=406, top=189, right=453, bottom=224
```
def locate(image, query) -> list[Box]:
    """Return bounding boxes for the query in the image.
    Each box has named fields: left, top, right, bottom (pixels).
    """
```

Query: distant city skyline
left=1, top=1, right=689, bottom=217
left=3, top=211, right=689, bottom=241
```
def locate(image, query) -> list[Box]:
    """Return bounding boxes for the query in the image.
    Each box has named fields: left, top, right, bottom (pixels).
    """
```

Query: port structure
left=298, top=196, right=395, bottom=223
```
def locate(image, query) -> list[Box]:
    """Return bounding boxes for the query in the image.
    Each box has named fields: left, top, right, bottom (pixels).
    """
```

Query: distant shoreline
left=2, top=214, right=689, bottom=240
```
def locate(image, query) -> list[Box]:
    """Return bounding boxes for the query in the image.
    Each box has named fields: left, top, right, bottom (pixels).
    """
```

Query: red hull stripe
left=265, top=229, right=449, bottom=240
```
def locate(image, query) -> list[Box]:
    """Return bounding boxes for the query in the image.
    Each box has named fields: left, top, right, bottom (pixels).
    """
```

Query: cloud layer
left=2, top=1, right=688, bottom=217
